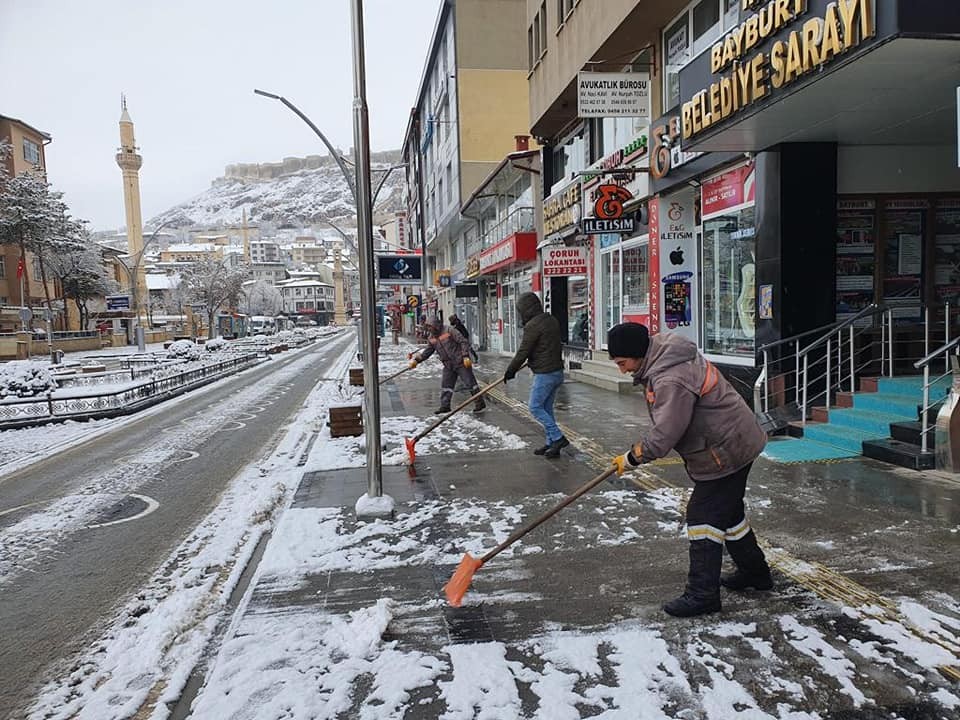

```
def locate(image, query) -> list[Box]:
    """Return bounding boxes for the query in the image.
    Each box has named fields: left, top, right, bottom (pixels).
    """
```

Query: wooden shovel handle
left=480, top=466, right=617, bottom=564
left=413, top=375, right=507, bottom=442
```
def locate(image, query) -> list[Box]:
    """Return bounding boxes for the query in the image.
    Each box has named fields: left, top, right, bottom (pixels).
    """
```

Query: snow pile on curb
left=0, top=360, right=57, bottom=399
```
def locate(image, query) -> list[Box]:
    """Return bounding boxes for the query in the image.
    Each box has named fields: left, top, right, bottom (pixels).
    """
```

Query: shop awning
left=681, top=37, right=960, bottom=152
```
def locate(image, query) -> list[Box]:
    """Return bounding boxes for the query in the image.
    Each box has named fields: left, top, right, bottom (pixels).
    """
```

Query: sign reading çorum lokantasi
left=681, top=0, right=876, bottom=142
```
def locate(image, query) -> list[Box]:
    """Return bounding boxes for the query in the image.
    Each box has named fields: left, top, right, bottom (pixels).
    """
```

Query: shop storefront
left=476, top=232, right=537, bottom=355
left=659, top=0, right=960, bottom=395
left=541, top=178, right=586, bottom=353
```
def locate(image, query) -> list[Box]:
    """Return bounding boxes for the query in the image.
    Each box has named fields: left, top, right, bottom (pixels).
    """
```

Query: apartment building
left=0, top=114, right=56, bottom=330
left=402, top=0, right=534, bottom=344
left=527, top=0, right=960, bottom=431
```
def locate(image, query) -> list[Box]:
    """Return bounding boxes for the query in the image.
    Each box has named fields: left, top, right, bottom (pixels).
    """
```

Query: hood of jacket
left=633, top=333, right=699, bottom=385
left=516, top=292, right=543, bottom=324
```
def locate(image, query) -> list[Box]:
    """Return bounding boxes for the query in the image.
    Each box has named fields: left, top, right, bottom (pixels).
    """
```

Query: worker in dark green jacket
left=503, top=292, right=567, bottom=458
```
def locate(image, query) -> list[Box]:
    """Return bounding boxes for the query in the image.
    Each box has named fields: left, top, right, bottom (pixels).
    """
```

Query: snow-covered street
left=10, top=338, right=955, bottom=719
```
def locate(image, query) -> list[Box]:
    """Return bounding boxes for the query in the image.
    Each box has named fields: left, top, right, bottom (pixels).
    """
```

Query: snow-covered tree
left=0, top=171, right=86, bottom=315
left=245, top=280, right=283, bottom=316
left=180, top=258, right=249, bottom=338
left=46, top=242, right=118, bottom=330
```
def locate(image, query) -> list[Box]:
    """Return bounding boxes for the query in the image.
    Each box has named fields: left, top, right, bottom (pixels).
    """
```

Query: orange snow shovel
left=403, top=370, right=517, bottom=465
left=443, top=465, right=617, bottom=607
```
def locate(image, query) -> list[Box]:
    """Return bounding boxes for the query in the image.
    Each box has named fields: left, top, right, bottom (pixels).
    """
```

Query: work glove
left=409, top=357, right=419, bottom=368
left=612, top=449, right=641, bottom=476
left=463, top=358, right=472, bottom=369
left=407, top=352, right=414, bottom=360
left=503, top=368, right=516, bottom=382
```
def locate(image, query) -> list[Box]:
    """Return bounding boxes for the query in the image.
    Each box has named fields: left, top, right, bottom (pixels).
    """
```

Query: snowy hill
left=148, top=151, right=405, bottom=229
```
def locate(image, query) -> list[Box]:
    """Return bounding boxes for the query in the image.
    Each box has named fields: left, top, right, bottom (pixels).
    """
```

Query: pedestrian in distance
left=607, top=322, right=772, bottom=618
left=409, top=315, right=486, bottom=415
left=449, top=314, right=479, bottom=363
left=503, top=292, right=568, bottom=458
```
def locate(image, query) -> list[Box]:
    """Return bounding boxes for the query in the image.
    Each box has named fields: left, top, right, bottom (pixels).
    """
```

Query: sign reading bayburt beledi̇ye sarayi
left=682, top=0, right=875, bottom=141
left=578, top=72, right=650, bottom=118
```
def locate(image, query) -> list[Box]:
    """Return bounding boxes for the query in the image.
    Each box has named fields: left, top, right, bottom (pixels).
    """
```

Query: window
left=445, top=163, right=453, bottom=205
left=0, top=256, right=4, bottom=278
left=22, top=138, right=40, bottom=167
left=528, top=25, right=535, bottom=70
left=533, top=11, right=541, bottom=64
left=557, top=0, right=574, bottom=26
left=438, top=177, right=444, bottom=211
left=662, top=1, right=737, bottom=110
left=539, top=2, right=547, bottom=57
left=622, top=243, right=649, bottom=310
left=702, top=182, right=756, bottom=358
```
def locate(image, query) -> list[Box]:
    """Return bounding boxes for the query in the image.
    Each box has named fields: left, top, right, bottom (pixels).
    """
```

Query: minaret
left=116, top=95, right=147, bottom=325
left=241, top=208, right=251, bottom=262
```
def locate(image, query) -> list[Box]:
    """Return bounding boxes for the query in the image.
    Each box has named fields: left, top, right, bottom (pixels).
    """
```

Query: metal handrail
left=757, top=319, right=848, bottom=353
left=913, top=336, right=960, bottom=370
left=798, top=303, right=885, bottom=356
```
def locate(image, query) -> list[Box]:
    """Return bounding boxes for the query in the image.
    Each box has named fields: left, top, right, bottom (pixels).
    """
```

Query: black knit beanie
left=607, top=322, right=650, bottom=359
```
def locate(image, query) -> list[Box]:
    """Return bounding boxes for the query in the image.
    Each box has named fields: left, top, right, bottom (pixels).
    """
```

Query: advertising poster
left=883, top=201, right=926, bottom=319
left=657, top=188, right=698, bottom=342
left=836, top=200, right=876, bottom=323
left=935, top=200, right=960, bottom=305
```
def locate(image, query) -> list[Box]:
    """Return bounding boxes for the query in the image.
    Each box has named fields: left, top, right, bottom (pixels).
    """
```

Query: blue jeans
left=529, top=370, right=564, bottom=444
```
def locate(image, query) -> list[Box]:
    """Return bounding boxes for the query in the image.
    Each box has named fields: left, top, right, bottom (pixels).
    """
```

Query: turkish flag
left=16, top=256, right=25, bottom=279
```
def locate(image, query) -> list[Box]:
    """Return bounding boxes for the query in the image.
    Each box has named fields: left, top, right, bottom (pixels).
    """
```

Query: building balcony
left=480, top=207, right=535, bottom=250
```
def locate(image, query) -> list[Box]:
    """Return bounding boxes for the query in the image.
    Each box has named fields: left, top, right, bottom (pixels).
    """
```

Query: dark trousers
left=683, top=462, right=768, bottom=597
left=440, top=364, right=480, bottom=408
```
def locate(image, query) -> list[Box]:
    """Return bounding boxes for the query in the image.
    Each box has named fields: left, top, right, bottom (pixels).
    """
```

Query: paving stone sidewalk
left=188, top=338, right=960, bottom=719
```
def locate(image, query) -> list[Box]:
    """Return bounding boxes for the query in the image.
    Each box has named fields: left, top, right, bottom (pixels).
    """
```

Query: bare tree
left=180, top=258, right=249, bottom=338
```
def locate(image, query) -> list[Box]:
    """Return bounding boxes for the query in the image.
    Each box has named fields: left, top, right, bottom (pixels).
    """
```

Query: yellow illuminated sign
left=682, top=0, right=875, bottom=141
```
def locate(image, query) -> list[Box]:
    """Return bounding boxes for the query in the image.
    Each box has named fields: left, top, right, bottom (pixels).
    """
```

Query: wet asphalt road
left=0, top=332, right=355, bottom=718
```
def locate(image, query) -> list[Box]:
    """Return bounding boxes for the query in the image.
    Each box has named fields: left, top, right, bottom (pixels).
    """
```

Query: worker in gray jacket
left=411, top=315, right=485, bottom=415
left=607, top=322, right=771, bottom=618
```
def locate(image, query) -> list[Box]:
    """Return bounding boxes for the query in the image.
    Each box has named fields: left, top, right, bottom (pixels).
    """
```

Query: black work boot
left=533, top=443, right=551, bottom=456
left=434, top=405, right=451, bottom=415
left=472, top=390, right=486, bottom=414
left=544, top=436, right=570, bottom=458
left=663, top=542, right=723, bottom=618
left=722, top=530, right=773, bottom=591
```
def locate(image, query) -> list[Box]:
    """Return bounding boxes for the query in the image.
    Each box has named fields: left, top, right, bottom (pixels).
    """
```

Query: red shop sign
left=701, top=163, right=755, bottom=217
left=478, top=232, right=537, bottom=275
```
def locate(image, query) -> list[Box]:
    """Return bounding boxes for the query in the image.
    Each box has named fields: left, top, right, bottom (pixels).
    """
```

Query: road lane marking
left=84, top=494, right=159, bottom=529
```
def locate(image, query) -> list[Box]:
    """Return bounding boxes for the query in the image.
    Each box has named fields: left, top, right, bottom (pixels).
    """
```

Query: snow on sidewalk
left=25, top=338, right=360, bottom=720
left=188, top=476, right=960, bottom=719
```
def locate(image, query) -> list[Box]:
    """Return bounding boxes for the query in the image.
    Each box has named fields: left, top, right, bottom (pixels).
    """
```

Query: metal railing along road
left=0, top=353, right=259, bottom=427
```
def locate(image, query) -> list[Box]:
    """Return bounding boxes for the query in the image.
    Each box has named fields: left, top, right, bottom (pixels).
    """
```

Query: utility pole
left=350, top=0, right=390, bottom=514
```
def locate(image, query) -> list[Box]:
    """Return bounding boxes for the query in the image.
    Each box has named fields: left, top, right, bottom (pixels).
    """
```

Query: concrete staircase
left=568, top=358, right=636, bottom=393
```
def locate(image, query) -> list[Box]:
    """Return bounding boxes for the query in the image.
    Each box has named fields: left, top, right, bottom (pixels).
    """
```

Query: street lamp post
left=349, top=0, right=388, bottom=511
left=118, top=220, right=175, bottom=351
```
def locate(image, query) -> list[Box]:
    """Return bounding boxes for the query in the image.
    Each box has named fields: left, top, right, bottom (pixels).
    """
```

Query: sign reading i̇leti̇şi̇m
left=681, top=0, right=875, bottom=141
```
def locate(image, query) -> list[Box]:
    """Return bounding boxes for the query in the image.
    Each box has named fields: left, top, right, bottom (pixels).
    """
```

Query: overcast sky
left=0, top=0, right=438, bottom=231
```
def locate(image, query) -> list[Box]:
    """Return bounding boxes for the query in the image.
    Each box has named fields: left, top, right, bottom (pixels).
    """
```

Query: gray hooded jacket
left=630, top=333, right=767, bottom=481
